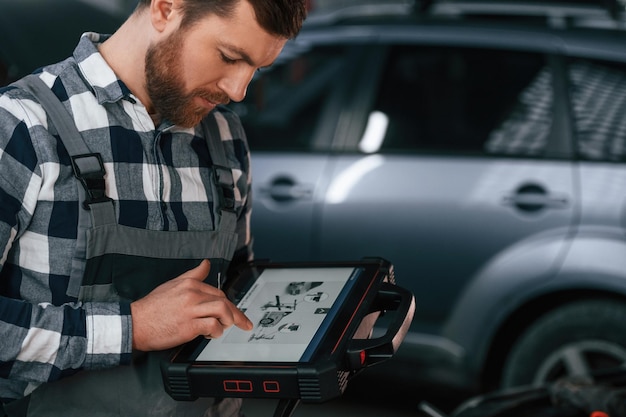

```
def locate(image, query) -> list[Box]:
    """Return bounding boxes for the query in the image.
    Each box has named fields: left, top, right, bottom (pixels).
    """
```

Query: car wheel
left=501, top=299, right=626, bottom=388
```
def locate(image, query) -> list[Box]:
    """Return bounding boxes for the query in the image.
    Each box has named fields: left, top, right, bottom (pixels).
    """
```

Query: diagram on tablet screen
left=248, top=282, right=328, bottom=341
left=195, top=267, right=355, bottom=362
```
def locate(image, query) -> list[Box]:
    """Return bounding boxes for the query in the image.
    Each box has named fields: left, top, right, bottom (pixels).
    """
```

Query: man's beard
left=144, top=31, right=230, bottom=128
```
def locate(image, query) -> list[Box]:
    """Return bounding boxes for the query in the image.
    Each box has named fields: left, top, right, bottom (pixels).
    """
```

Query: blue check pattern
left=0, top=33, right=253, bottom=402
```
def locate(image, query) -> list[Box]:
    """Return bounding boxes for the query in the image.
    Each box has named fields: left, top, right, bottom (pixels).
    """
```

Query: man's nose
left=218, top=69, right=254, bottom=103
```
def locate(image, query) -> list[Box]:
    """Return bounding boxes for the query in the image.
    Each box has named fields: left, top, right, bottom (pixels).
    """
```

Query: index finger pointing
left=231, top=305, right=253, bottom=331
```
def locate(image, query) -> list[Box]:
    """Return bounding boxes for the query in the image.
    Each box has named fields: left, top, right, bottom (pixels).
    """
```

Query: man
left=0, top=0, right=307, bottom=416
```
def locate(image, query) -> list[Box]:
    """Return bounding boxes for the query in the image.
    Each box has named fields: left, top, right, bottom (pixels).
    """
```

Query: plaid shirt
left=0, top=33, right=253, bottom=401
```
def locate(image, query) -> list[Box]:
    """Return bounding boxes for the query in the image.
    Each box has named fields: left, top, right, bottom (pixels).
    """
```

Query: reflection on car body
left=230, top=0, right=626, bottom=395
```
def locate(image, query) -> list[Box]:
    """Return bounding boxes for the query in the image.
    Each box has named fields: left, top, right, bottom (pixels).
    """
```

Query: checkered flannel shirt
left=0, top=33, right=253, bottom=401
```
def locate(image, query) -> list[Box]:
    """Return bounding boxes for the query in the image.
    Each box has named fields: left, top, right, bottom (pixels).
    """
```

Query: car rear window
left=568, top=57, right=626, bottom=162
left=369, top=45, right=552, bottom=157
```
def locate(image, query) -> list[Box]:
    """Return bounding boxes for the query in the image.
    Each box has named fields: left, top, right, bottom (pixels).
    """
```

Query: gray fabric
left=77, top=284, right=118, bottom=303
left=12, top=75, right=243, bottom=417
left=85, top=223, right=238, bottom=261
left=67, top=184, right=91, bottom=298
left=21, top=210, right=240, bottom=417
left=202, top=119, right=238, bottom=235
left=89, top=200, right=117, bottom=227
left=13, top=75, right=107, bottom=298
left=21, top=352, right=238, bottom=417
left=13, top=75, right=92, bottom=156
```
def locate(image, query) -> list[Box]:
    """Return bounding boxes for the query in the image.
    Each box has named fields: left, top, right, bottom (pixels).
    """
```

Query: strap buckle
left=70, top=153, right=112, bottom=210
left=212, top=165, right=236, bottom=213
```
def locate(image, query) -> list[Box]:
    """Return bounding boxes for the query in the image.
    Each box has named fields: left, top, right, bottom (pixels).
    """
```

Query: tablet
left=196, top=266, right=360, bottom=363
left=162, top=257, right=414, bottom=403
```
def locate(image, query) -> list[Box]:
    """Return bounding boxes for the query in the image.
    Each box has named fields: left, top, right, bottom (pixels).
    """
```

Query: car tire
left=501, top=299, right=626, bottom=388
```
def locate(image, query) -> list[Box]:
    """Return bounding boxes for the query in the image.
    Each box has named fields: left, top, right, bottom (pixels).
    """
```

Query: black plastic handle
left=345, top=282, right=415, bottom=370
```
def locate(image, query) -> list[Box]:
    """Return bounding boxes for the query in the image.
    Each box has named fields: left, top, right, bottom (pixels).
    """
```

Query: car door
left=233, top=39, right=368, bottom=260
left=316, top=39, right=579, bottom=333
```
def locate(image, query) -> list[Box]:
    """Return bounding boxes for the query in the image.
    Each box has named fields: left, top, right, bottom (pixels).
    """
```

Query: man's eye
left=221, top=54, right=237, bottom=64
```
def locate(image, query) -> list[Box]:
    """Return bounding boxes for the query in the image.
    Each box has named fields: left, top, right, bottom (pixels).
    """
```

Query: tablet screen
left=194, top=266, right=362, bottom=363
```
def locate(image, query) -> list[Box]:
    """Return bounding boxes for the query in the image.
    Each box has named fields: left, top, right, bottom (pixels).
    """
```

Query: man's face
left=145, top=29, right=226, bottom=128
left=144, top=0, right=287, bottom=128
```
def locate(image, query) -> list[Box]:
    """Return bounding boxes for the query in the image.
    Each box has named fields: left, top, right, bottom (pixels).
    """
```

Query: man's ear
left=150, top=0, right=178, bottom=32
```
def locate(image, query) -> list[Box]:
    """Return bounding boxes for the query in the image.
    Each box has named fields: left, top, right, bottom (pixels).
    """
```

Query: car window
left=365, top=45, right=552, bottom=157
left=568, top=57, right=626, bottom=162
left=231, top=44, right=354, bottom=152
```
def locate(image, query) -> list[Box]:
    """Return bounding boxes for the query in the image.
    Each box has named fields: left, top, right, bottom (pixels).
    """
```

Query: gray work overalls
left=4, top=76, right=244, bottom=417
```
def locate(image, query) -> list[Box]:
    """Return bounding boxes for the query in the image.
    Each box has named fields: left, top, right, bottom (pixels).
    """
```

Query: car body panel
left=242, top=14, right=626, bottom=389
left=252, top=153, right=332, bottom=260
left=317, top=156, right=577, bottom=329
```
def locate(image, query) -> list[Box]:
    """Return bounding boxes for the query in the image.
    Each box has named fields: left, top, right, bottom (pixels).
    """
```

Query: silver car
left=4, top=0, right=626, bottom=404
left=229, top=0, right=626, bottom=396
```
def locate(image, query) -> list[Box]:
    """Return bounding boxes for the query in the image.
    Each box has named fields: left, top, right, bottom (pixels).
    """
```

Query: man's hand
left=130, top=260, right=253, bottom=351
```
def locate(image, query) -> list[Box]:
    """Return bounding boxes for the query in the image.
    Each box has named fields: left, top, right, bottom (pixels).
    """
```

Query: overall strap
left=14, top=75, right=115, bottom=220
left=202, top=115, right=238, bottom=234
left=13, top=74, right=116, bottom=298
left=201, top=114, right=241, bottom=285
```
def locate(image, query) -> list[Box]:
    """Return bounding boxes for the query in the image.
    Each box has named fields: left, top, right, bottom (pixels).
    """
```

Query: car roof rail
left=305, top=1, right=415, bottom=26
left=303, top=0, right=626, bottom=30
left=420, top=0, right=626, bottom=28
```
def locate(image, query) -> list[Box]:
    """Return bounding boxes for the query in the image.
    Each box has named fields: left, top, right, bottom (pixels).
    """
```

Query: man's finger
left=178, top=259, right=211, bottom=281
left=195, top=299, right=253, bottom=331
left=231, top=307, right=254, bottom=331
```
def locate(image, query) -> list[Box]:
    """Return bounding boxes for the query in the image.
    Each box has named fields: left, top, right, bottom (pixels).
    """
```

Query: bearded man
left=0, top=1, right=307, bottom=416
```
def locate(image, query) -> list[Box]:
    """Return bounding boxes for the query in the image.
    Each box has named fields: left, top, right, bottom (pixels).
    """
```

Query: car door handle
left=502, top=183, right=569, bottom=212
left=260, top=177, right=314, bottom=202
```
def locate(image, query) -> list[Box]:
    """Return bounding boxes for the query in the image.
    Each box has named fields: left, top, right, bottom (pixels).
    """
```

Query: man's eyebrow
left=222, top=44, right=258, bottom=67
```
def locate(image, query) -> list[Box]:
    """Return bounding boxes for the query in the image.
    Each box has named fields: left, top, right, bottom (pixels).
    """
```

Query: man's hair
left=136, top=0, right=307, bottom=39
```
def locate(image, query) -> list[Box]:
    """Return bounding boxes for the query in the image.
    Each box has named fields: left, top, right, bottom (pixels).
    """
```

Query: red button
left=263, top=381, right=280, bottom=393
left=223, top=380, right=253, bottom=392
